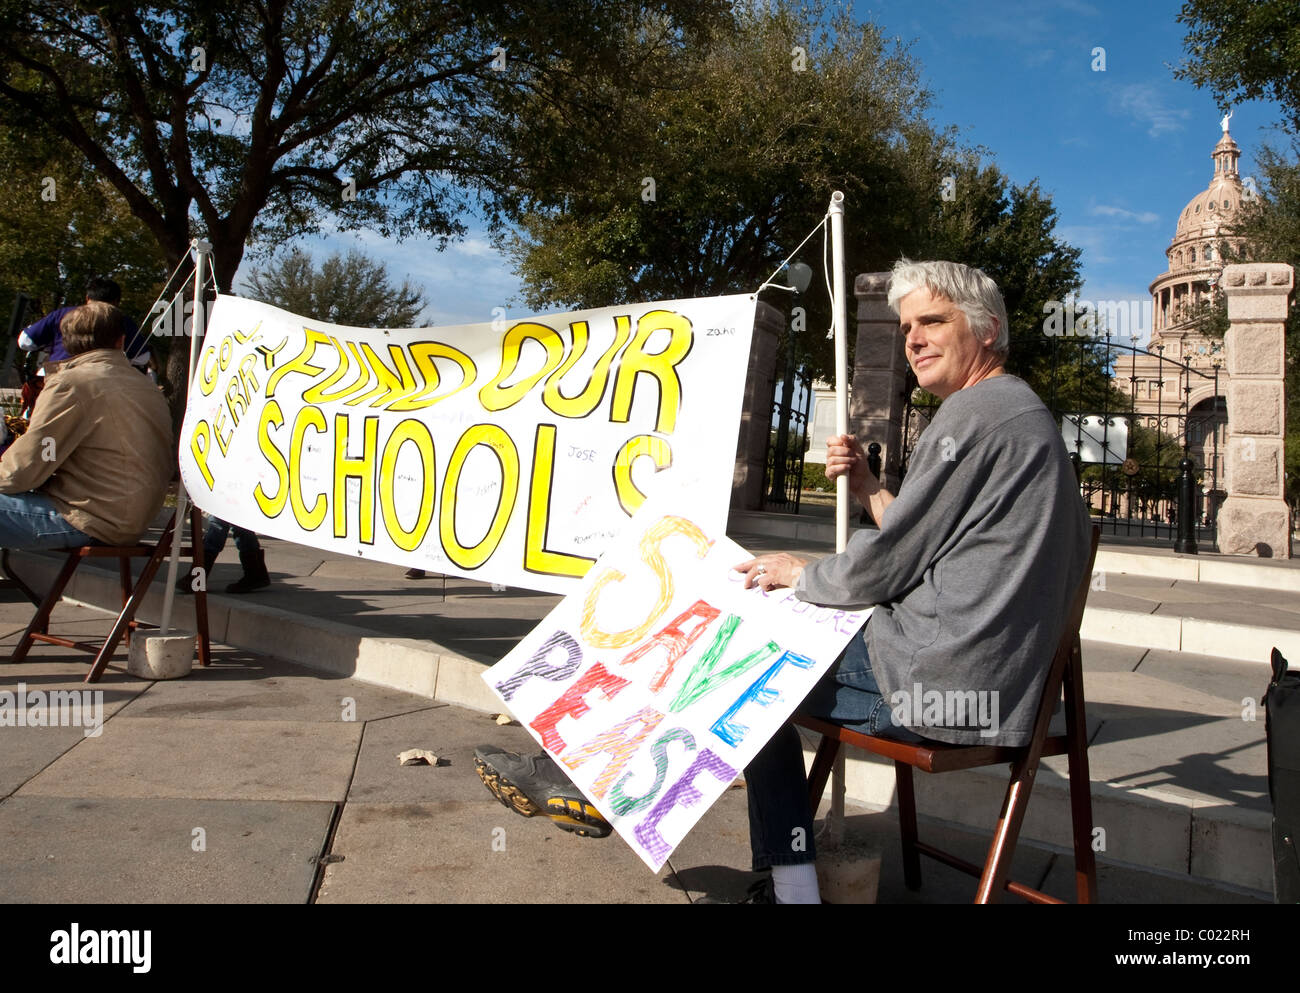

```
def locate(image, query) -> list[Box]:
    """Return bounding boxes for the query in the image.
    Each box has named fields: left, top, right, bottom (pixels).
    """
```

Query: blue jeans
left=0, top=492, right=97, bottom=549
left=202, top=516, right=260, bottom=560
left=745, top=623, right=924, bottom=870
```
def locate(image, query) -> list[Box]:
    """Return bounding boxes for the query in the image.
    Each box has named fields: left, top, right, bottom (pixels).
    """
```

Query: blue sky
left=858, top=0, right=1285, bottom=308
left=258, top=0, right=1290, bottom=331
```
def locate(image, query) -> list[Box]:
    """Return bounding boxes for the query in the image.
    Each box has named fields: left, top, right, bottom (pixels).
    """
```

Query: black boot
left=226, top=548, right=270, bottom=594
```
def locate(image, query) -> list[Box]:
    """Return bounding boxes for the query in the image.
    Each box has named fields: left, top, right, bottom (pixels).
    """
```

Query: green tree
left=1128, top=421, right=1186, bottom=511
left=1174, top=0, right=1300, bottom=135
left=244, top=248, right=427, bottom=328
left=500, top=1, right=1083, bottom=394
left=1232, top=144, right=1300, bottom=266
left=1079, top=422, right=1185, bottom=519
left=1173, top=293, right=1231, bottom=343
left=498, top=0, right=946, bottom=382
left=0, top=0, right=726, bottom=417
left=910, top=152, right=1086, bottom=403
left=0, top=124, right=168, bottom=365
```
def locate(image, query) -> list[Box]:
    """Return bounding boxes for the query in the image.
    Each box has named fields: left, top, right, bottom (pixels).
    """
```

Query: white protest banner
left=177, top=294, right=757, bottom=593
left=481, top=495, right=871, bottom=871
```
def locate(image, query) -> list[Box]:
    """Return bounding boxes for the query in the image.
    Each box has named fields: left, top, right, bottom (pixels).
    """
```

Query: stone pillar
left=850, top=273, right=907, bottom=492
left=1217, top=263, right=1294, bottom=557
left=731, top=300, right=782, bottom=510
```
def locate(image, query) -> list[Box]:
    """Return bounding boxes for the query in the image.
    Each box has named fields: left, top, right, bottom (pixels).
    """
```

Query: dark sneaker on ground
left=404, top=567, right=426, bottom=579
left=473, top=745, right=612, bottom=839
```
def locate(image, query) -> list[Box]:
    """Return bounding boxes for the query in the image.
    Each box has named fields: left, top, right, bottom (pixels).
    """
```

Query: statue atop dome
left=1221, top=108, right=1232, bottom=133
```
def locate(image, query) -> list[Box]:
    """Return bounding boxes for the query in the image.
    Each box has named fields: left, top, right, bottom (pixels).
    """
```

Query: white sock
left=772, top=863, right=821, bottom=904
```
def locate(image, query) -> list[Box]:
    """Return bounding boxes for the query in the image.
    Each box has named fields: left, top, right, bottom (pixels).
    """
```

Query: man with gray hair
left=733, top=259, right=1090, bottom=903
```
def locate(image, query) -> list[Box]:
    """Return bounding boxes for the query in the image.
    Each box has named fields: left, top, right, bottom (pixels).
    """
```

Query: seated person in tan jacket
left=0, top=301, right=173, bottom=548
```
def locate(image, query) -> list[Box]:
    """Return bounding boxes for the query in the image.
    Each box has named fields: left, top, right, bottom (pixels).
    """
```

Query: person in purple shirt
left=19, top=276, right=152, bottom=374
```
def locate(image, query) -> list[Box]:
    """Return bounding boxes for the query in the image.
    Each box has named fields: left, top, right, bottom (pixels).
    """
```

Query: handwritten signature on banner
left=484, top=510, right=870, bottom=870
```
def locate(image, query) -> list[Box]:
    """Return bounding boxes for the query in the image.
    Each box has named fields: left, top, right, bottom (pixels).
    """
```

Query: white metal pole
left=829, top=191, right=849, bottom=552
left=159, top=240, right=211, bottom=635
left=825, top=190, right=849, bottom=845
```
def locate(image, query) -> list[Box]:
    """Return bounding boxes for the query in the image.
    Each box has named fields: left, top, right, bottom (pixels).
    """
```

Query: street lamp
left=787, top=262, right=812, bottom=295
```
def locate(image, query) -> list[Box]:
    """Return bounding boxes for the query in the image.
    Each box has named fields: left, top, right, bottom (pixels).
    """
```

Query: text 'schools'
left=178, top=294, right=757, bottom=593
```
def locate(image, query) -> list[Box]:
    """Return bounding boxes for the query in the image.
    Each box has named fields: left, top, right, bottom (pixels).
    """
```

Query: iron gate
left=762, top=364, right=812, bottom=512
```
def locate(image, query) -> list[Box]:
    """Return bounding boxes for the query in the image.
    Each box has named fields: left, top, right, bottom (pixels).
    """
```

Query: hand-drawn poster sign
left=482, top=497, right=871, bottom=871
left=177, top=294, right=757, bottom=593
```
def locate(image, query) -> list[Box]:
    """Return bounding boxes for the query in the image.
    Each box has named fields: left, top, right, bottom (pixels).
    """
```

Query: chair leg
left=974, top=751, right=1043, bottom=903
left=895, top=761, right=922, bottom=890
left=85, top=523, right=176, bottom=682
left=119, top=555, right=132, bottom=648
left=190, top=505, right=211, bottom=667
left=12, top=552, right=80, bottom=664
left=1064, top=643, right=1098, bottom=903
left=806, top=734, right=841, bottom=814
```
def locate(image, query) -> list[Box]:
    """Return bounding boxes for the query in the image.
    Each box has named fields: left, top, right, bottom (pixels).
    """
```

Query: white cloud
left=455, top=237, right=497, bottom=259
left=1090, top=204, right=1160, bottom=224
left=1114, top=83, right=1192, bottom=138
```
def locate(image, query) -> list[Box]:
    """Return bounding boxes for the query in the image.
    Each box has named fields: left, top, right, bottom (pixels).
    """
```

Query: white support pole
left=158, top=240, right=212, bottom=636
left=829, top=191, right=848, bottom=552
left=824, top=190, right=849, bottom=846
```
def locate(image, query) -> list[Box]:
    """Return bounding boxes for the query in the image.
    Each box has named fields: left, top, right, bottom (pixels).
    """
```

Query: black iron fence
left=762, top=365, right=812, bottom=512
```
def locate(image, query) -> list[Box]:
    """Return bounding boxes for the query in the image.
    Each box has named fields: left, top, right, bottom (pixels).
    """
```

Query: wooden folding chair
left=797, top=525, right=1101, bottom=904
left=10, top=505, right=212, bottom=683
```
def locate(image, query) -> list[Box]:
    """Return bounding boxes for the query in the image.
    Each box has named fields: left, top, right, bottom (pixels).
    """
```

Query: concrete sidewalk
left=0, top=598, right=1266, bottom=904
left=0, top=509, right=1282, bottom=902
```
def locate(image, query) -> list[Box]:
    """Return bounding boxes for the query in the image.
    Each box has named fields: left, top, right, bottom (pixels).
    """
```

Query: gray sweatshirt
left=795, top=374, right=1090, bottom=746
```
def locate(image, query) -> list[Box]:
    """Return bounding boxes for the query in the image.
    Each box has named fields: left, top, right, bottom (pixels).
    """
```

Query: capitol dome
left=1163, top=128, right=1247, bottom=275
